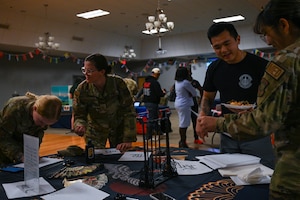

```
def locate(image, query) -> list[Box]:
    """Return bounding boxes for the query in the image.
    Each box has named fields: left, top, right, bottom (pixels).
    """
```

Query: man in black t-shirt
left=197, top=22, right=275, bottom=168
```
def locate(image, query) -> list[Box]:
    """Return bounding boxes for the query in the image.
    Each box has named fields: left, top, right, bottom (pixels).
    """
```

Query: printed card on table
left=118, top=151, right=152, bottom=161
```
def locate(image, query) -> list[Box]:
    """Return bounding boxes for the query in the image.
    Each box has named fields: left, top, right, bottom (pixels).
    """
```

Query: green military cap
left=57, top=145, right=84, bottom=157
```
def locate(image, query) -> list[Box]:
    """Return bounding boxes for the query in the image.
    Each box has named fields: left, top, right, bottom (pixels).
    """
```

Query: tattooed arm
left=199, top=91, right=216, bottom=116
left=196, top=91, right=217, bottom=141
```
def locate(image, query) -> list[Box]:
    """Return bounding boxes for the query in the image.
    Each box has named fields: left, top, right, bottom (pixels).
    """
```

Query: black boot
left=179, top=141, right=189, bottom=148
left=179, top=127, right=189, bottom=148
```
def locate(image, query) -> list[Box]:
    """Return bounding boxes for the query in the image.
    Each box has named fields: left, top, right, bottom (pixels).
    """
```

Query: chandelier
left=156, top=36, right=167, bottom=54
left=35, top=32, right=60, bottom=50
left=120, top=45, right=136, bottom=60
left=34, top=4, right=60, bottom=51
left=144, top=0, right=174, bottom=35
left=143, top=0, right=174, bottom=54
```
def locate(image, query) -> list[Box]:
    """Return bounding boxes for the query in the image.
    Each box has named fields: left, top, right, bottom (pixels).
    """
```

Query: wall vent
left=72, top=36, right=84, bottom=42
left=0, top=23, right=10, bottom=29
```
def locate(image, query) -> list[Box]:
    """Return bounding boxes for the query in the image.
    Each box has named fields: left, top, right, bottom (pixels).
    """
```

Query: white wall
left=0, top=9, right=140, bottom=57
left=0, top=8, right=270, bottom=59
left=0, top=8, right=270, bottom=107
left=140, top=25, right=270, bottom=59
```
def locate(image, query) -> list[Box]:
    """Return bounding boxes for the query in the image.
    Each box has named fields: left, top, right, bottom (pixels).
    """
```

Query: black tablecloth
left=0, top=148, right=269, bottom=200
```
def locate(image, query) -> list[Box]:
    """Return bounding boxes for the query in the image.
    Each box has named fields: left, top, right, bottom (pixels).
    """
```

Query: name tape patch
left=266, top=61, right=285, bottom=80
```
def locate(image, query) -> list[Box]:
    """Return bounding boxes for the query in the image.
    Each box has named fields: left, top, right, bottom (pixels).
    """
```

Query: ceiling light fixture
left=213, top=15, right=245, bottom=23
left=143, top=0, right=174, bottom=54
left=143, top=3, right=174, bottom=35
left=156, top=36, right=167, bottom=54
left=76, top=9, right=110, bottom=19
left=34, top=4, right=60, bottom=51
left=120, top=25, right=136, bottom=60
left=35, top=32, right=60, bottom=50
left=120, top=45, right=136, bottom=60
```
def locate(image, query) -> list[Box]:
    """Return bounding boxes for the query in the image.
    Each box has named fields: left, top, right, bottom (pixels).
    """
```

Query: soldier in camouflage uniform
left=196, top=0, right=300, bottom=198
left=73, top=54, right=137, bottom=151
left=0, top=92, right=62, bottom=166
left=123, top=77, right=138, bottom=101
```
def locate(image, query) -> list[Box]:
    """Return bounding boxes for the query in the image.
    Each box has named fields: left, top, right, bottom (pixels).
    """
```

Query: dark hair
left=84, top=53, right=112, bottom=75
left=253, top=0, right=300, bottom=34
left=175, top=67, right=189, bottom=81
left=207, top=22, right=239, bottom=43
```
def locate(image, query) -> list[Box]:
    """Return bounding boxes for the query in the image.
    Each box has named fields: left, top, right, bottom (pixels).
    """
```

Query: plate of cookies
left=222, top=101, right=256, bottom=110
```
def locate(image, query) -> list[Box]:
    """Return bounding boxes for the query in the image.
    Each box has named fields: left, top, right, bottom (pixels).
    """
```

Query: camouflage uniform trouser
left=269, top=189, right=300, bottom=200
left=85, top=126, right=123, bottom=149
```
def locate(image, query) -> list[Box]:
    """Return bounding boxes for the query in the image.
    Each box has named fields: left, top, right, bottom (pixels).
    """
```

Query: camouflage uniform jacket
left=216, top=38, right=300, bottom=194
left=123, top=78, right=138, bottom=101
left=73, top=74, right=137, bottom=148
left=0, top=96, right=46, bottom=165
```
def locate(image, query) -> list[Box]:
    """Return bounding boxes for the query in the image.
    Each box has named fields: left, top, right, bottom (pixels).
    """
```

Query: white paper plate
left=221, top=103, right=255, bottom=110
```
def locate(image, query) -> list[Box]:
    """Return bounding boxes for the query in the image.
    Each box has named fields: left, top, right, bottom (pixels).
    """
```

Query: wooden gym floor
left=39, top=109, right=220, bottom=157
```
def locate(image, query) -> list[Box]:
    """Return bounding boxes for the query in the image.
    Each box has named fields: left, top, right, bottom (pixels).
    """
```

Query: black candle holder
left=137, top=108, right=177, bottom=188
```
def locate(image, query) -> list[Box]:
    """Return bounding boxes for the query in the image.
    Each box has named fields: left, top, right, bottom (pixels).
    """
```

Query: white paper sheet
left=196, top=153, right=261, bottom=170
left=95, top=148, right=121, bottom=155
left=230, top=175, right=271, bottom=185
left=174, top=160, right=213, bottom=175
left=2, top=177, right=55, bottom=199
left=13, top=157, right=63, bottom=168
left=118, top=151, right=152, bottom=161
left=23, top=134, right=40, bottom=193
left=218, top=163, right=274, bottom=177
left=41, top=182, right=110, bottom=200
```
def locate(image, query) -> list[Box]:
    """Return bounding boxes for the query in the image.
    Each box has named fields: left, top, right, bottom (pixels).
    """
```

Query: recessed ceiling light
left=76, top=9, right=110, bottom=19
left=213, top=15, right=245, bottom=23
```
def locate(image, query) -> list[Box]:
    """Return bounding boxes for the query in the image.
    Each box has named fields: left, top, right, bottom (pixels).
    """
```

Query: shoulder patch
left=266, top=61, right=285, bottom=80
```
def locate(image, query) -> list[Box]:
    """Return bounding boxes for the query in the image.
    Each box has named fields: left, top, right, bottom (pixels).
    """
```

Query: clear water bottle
left=85, top=139, right=95, bottom=164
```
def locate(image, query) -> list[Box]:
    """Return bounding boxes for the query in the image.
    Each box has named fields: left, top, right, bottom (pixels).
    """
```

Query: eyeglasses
left=81, top=67, right=97, bottom=75
left=259, top=34, right=267, bottom=43
left=259, top=26, right=273, bottom=44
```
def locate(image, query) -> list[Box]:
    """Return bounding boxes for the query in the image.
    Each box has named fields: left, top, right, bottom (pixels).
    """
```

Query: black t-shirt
left=142, top=75, right=165, bottom=104
left=203, top=53, right=268, bottom=114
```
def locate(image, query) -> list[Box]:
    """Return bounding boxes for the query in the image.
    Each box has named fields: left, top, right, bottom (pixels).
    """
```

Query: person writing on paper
left=197, top=0, right=300, bottom=198
left=73, top=53, right=137, bottom=151
left=197, top=22, right=275, bottom=168
left=0, top=92, right=62, bottom=166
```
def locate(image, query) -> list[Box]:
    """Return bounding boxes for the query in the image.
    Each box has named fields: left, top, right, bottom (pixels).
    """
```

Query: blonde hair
left=26, top=92, right=62, bottom=120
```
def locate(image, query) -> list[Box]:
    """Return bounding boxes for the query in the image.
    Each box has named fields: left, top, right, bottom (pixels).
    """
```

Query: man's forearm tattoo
left=201, top=98, right=212, bottom=116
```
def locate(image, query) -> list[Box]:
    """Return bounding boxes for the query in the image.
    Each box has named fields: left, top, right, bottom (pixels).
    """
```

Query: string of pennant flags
left=252, top=49, right=276, bottom=60
left=0, top=48, right=274, bottom=77
left=0, top=49, right=83, bottom=65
